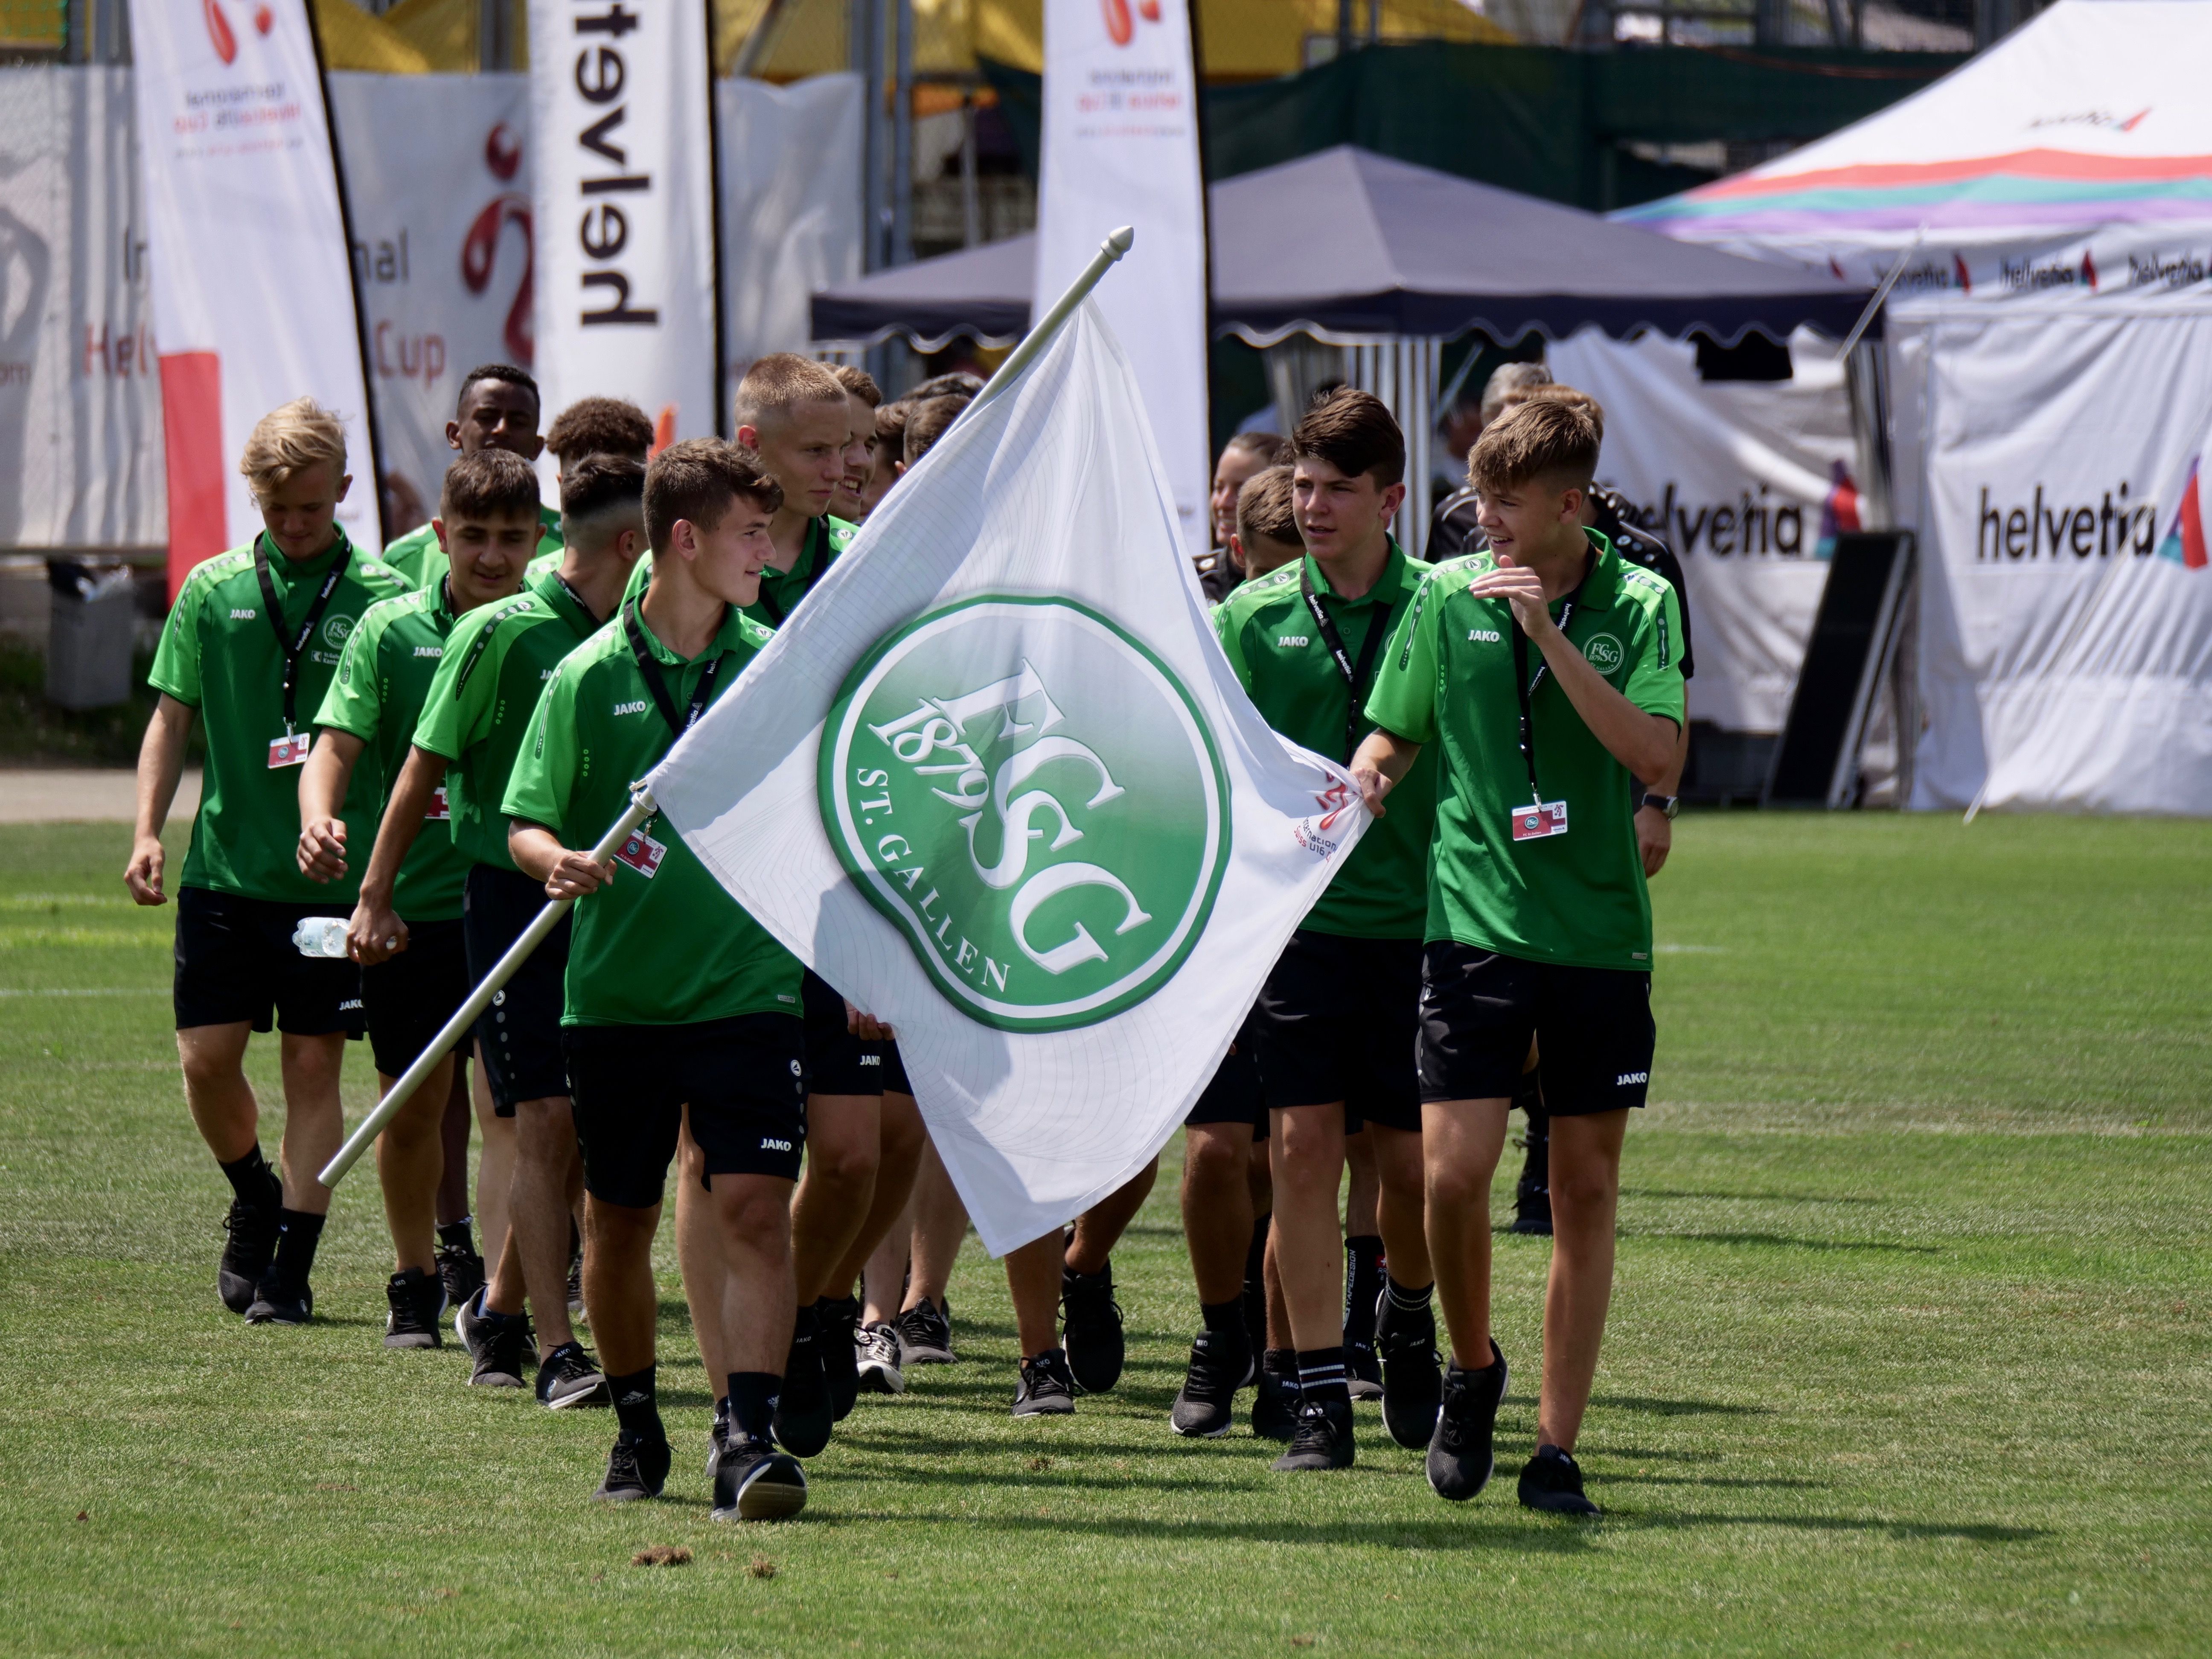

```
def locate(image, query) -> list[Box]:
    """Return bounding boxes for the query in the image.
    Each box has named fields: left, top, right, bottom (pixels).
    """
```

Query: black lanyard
left=1299, top=561, right=1399, bottom=761
left=551, top=573, right=600, bottom=627
left=622, top=595, right=728, bottom=745
left=253, top=533, right=352, bottom=734
left=1505, top=551, right=1595, bottom=806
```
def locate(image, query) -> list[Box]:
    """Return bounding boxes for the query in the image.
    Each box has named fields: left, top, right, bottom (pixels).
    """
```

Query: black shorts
left=361, top=917, right=471, bottom=1079
left=1252, top=930, right=1422, bottom=1133
left=801, top=968, right=894, bottom=1096
left=1185, top=1011, right=1268, bottom=1141
left=173, top=885, right=364, bottom=1038
left=464, top=863, right=572, bottom=1116
left=563, top=1013, right=808, bottom=1207
left=1417, top=942, right=1654, bottom=1117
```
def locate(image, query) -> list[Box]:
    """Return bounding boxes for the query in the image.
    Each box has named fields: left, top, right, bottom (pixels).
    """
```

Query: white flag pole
left=967, top=226, right=1134, bottom=418
left=318, top=785, right=659, bottom=1187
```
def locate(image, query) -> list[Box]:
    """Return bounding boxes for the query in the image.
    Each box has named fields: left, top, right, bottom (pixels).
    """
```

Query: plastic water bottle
left=293, top=917, right=350, bottom=959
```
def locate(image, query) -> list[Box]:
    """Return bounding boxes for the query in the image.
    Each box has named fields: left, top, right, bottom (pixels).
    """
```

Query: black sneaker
left=1511, top=1109, right=1553, bottom=1236
left=773, top=1330, right=833, bottom=1458
left=706, top=1400, right=733, bottom=1480
left=244, top=1268, right=312, bottom=1326
left=1377, top=1296, right=1445, bottom=1449
left=1426, top=1340, right=1509, bottom=1502
left=383, top=1266, right=446, bottom=1349
left=1272, top=1395, right=1355, bottom=1471
left=894, top=1297, right=956, bottom=1365
left=711, top=1433, right=809, bottom=1522
left=1169, top=1330, right=1251, bottom=1438
left=856, top=1321, right=907, bottom=1395
left=536, top=1340, right=611, bottom=1409
left=1060, top=1262, right=1125, bottom=1393
left=470, top=1308, right=531, bottom=1388
left=591, top=1432, right=670, bottom=1502
left=1511, top=1175, right=1554, bottom=1236
left=1518, top=1444, right=1600, bottom=1516
left=820, top=1296, right=862, bottom=1422
left=1346, top=1340, right=1383, bottom=1401
left=218, top=1196, right=280, bottom=1314
left=1251, top=1356, right=1300, bottom=1442
left=436, top=1238, right=486, bottom=1313
left=454, top=1286, right=537, bottom=1366
left=1013, top=1348, right=1077, bottom=1416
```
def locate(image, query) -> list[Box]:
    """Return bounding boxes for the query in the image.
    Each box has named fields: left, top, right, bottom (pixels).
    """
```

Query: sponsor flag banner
left=649, top=300, right=1368, bottom=1253
left=1034, top=0, right=1210, bottom=558
left=128, top=0, right=378, bottom=589
left=529, top=0, right=717, bottom=456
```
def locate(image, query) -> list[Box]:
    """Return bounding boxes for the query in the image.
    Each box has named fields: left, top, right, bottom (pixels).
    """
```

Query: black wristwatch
left=1641, top=792, right=1679, bottom=820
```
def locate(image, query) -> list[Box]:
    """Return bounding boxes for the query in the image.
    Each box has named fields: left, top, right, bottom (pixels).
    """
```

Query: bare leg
left=710, top=1173, right=799, bottom=1374
left=178, top=1022, right=257, bottom=1163
left=490, top=1094, right=579, bottom=1348
left=582, top=1194, right=661, bottom=1376
left=1066, top=1158, right=1157, bottom=1275
left=1344, top=1126, right=1380, bottom=1237
left=826, top=1091, right=925, bottom=1300
left=1536, top=1110, right=1629, bottom=1452
left=1367, top=1123, right=1432, bottom=1288
left=275, top=1030, right=348, bottom=1216
left=1266, top=1104, right=1347, bottom=1350
left=374, top=1053, right=453, bottom=1274
left=1421, top=1098, right=1511, bottom=1369
left=860, top=1190, right=914, bottom=1326
left=904, top=1135, right=969, bottom=1312
left=471, top=1058, right=515, bottom=1269
left=435, top=1062, right=471, bottom=1227
left=675, top=1123, right=730, bottom=1400
left=1264, top=1227, right=1291, bottom=1349
left=1004, top=1231, right=1064, bottom=1358
left=1182, top=1124, right=1255, bottom=1304
left=789, top=1094, right=881, bottom=1304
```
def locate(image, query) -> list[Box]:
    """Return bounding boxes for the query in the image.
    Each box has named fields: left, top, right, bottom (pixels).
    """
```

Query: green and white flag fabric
left=649, top=301, right=1368, bottom=1253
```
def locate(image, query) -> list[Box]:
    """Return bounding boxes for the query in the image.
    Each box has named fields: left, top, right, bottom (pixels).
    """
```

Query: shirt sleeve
left=500, top=654, right=579, bottom=837
left=312, top=600, right=387, bottom=740
left=1362, top=572, right=1443, bottom=743
left=1211, top=602, right=1253, bottom=691
left=1651, top=542, right=1696, bottom=681
left=1622, top=581, right=1687, bottom=725
left=414, top=604, right=502, bottom=761
left=146, top=570, right=206, bottom=706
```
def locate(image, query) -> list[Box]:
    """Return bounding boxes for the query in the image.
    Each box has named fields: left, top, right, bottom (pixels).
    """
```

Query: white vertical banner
left=529, top=0, right=719, bottom=454
left=128, top=0, right=378, bottom=589
left=1034, top=0, right=1209, bottom=558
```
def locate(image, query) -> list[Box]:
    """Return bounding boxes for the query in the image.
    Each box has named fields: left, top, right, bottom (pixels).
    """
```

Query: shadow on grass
left=1617, top=1511, right=2047, bottom=1544
left=1622, top=1188, right=1885, bottom=1206
left=816, top=1510, right=1604, bottom=1554
left=1606, top=1474, right=1828, bottom=1490
left=1642, top=1231, right=1940, bottom=1255
left=1589, top=1395, right=1772, bottom=1417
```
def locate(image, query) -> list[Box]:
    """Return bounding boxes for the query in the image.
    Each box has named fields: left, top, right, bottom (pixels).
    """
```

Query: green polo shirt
left=380, top=503, right=562, bottom=592
left=501, top=600, right=801, bottom=1027
left=1364, top=530, right=1685, bottom=971
left=1213, top=541, right=1439, bottom=940
left=620, top=513, right=858, bottom=629
left=147, top=533, right=406, bottom=905
left=310, top=579, right=487, bottom=920
left=412, top=565, right=605, bottom=873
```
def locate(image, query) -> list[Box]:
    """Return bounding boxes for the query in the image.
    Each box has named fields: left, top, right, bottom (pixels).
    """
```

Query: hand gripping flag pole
left=317, top=226, right=1137, bottom=1190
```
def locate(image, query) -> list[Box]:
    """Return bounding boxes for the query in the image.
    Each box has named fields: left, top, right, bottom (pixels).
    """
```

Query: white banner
left=649, top=301, right=1367, bottom=1254
left=717, top=72, right=862, bottom=397
left=0, top=66, right=164, bottom=548
left=1034, top=0, right=1209, bottom=559
left=326, top=73, right=536, bottom=542
left=1548, top=326, right=1860, bottom=735
left=128, top=0, right=377, bottom=587
left=529, top=0, right=718, bottom=454
left=1901, top=295, right=2212, bottom=813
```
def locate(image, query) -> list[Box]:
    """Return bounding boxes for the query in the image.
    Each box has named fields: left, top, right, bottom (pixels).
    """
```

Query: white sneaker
left=856, top=1320, right=907, bottom=1394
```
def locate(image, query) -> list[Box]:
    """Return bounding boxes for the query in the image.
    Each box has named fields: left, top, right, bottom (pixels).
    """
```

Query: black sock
left=1343, top=1234, right=1385, bottom=1347
left=1296, top=1345, right=1350, bottom=1406
left=1385, top=1275, right=1434, bottom=1314
left=1241, top=1214, right=1271, bottom=1350
left=219, top=1144, right=281, bottom=1210
left=1263, top=1346, right=1299, bottom=1384
left=727, top=1371, right=778, bottom=1443
left=437, top=1217, right=475, bottom=1253
left=1199, top=1298, right=1250, bottom=1359
left=608, top=1366, right=663, bottom=1444
left=788, top=1301, right=818, bottom=1368
left=269, top=1208, right=324, bottom=1287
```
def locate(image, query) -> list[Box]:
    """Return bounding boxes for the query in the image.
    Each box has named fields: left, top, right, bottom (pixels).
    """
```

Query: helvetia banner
left=649, top=302, right=1368, bottom=1253
left=528, top=0, right=718, bottom=452
left=128, top=0, right=379, bottom=591
left=1034, top=0, right=1210, bottom=559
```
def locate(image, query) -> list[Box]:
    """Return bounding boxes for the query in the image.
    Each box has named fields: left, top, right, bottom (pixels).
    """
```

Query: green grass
left=1, top=815, right=2207, bottom=1654
left=0, top=639, right=205, bottom=768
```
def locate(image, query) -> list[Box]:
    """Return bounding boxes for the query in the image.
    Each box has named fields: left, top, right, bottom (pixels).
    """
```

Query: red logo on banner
left=486, top=122, right=522, bottom=181
left=463, top=124, right=533, bottom=364
left=1101, top=0, right=1161, bottom=46
left=204, top=0, right=237, bottom=62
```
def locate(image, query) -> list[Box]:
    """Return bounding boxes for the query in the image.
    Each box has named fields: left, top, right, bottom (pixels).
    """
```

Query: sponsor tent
left=1617, top=0, right=2212, bottom=814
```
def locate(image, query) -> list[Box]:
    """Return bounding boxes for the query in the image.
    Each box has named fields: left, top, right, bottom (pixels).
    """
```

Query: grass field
left=1, top=814, right=2207, bottom=1655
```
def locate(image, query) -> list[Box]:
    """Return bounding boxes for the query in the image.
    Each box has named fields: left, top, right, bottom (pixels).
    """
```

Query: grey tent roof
left=812, top=145, right=1874, bottom=348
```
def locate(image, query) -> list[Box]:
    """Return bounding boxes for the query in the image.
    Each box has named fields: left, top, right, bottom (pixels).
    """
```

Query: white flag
left=649, top=301, right=1367, bottom=1253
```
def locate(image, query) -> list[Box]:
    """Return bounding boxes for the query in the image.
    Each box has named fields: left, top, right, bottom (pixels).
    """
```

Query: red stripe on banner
left=1692, top=148, right=2212, bottom=201
left=2182, top=472, right=2207, bottom=571
left=160, top=352, right=228, bottom=600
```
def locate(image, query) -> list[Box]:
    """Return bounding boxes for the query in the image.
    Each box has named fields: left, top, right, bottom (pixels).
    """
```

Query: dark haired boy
left=1199, top=432, right=1289, bottom=600
left=383, top=452, right=649, bottom=1400
left=544, top=396, right=655, bottom=471
left=295, top=448, right=538, bottom=1348
left=381, top=365, right=562, bottom=591
left=1232, top=464, right=1304, bottom=586
left=1353, top=399, right=1684, bottom=1516
left=504, top=439, right=810, bottom=1521
left=1211, top=388, right=1444, bottom=1472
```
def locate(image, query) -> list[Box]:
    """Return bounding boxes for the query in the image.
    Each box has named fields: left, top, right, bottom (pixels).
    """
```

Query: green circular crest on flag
left=820, top=595, right=1231, bottom=1033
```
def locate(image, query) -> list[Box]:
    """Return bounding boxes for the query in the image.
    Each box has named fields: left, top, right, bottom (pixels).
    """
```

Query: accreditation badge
left=613, top=827, right=667, bottom=879
left=1509, top=800, right=1569, bottom=842
left=425, top=783, right=451, bottom=821
left=268, top=733, right=311, bottom=769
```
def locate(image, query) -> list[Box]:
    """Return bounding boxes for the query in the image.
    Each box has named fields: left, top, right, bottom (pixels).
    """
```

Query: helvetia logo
left=2157, top=450, right=2206, bottom=570
left=821, top=595, right=1230, bottom=1033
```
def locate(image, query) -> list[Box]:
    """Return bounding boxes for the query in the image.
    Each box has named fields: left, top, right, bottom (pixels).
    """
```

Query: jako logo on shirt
left=821, top=594, right=1230, bottom=1033
left=1467, top=628, right=1501, bottom=643
left=611, top=699, right=649, bottom=717
left=413, top=645, right=442, bottom=658
left=1276, top=635, right=1309, bottom=649
left=230, top=608, right=257, bottom=620
left=1582, top=633, right=1624, bottom=673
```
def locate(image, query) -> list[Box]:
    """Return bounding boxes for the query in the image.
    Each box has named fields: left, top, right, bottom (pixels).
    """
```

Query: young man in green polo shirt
left=1210, top=389, right=1444, bottom=1471
left=372, top=453, right=648, bottom=1402
left=504, top=439, right=810, bottom=1521
left=379, top=365, right=563, bottom=591
left=127, top=398, right=407, bottom=1325
left=293, top=449, right=540, bottom=1350
left=1353, top=398, right=1685, bottom=1516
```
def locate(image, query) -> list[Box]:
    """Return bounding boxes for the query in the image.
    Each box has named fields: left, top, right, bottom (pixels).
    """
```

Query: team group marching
left=125, top=351, right=1692, bottom=1524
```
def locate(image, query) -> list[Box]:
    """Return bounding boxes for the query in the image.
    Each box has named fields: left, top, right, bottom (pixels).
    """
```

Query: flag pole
left=317, top=785, right=660, bottom=1187
left=967, top=226, right=1134, bottom=417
